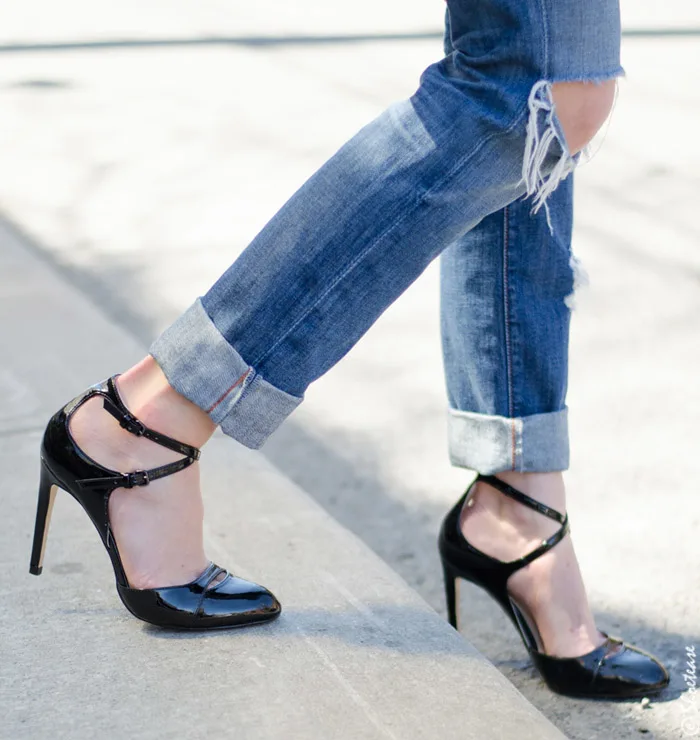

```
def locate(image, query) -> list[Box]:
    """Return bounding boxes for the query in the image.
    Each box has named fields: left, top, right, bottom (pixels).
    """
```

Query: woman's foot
left=460, top=471, right=604, bottom=658
left=69, top=357, right=217, bottom=590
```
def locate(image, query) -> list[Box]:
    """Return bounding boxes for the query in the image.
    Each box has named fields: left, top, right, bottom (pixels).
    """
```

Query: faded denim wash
left=440, top=13, right=575, bottom=473
left=151, top=0, right=622, bottom=472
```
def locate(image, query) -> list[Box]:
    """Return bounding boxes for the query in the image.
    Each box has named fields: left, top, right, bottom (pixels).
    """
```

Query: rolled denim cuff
left=149, top=299, right=302, bottom=449
left=447, top=408, right=569, bottom=474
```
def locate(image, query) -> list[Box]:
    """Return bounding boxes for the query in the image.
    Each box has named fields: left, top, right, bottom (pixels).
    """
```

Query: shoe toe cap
left=595, top=642, right=669, bottom=695
left=200, top=575, right=282, bottom=625
left=534, top=637, right=669, bottom=698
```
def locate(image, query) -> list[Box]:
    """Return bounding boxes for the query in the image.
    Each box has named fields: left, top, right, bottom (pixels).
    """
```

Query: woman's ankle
left=462, top=472, right=567, bottom=549
left=117, top=356, right=216, bottom=449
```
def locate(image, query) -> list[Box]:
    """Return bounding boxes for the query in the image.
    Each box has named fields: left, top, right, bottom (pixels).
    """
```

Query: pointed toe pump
left=438, top=474, right=669, bottom=699
left=30, top=377, right=281, bottom=630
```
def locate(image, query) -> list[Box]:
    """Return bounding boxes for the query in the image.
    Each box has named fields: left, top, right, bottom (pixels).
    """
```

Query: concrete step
left=0, top=218, right=566, bottom=739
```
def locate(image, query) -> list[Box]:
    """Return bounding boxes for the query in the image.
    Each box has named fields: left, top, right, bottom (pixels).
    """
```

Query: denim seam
left=502, top=205, right=516, bottom=470
left=448, top=408, right=569, bottom=473
left=215, top=365, right=261, bottom=417
left=250, top=101, right=531, bottom=370
left=536, top=0, right=551, bottom=78
left=206, top=369, right=251, bottom=414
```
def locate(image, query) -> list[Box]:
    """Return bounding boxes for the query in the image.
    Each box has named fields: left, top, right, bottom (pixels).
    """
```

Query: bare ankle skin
left=117, top=356, right=216, bottom=449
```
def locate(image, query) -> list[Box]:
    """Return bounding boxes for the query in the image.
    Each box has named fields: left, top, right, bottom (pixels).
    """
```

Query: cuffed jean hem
left=447, top=408, right=569, bottom=474
left=149, top=298, right=302, bottom=449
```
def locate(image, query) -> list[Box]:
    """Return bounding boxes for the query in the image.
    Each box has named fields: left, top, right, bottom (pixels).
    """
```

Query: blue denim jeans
left=151, top=0, right=622, bottom=473
left=440, top=13, right=575, bottom=473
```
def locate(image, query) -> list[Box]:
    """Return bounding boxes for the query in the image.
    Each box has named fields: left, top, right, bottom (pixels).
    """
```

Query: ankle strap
left=75, top=376, right=201, bottom=493
left=475, top=474, right=570, bottom=571
left=103, top=376, right=200, bottom=460
left=477, top=474, right=565, bottom=524
left=76, top=457, right=195, bottom=491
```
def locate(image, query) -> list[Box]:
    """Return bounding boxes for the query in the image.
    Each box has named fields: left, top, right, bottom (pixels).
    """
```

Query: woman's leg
left=440, top=178, right=602, bottom=656
left=441, top=187, right=573, bottom=475
left=440, top=9, right=575, bottom=476
left=437, top=13, right=599, bottom=656
left=72, top=0, right=622, bottom=588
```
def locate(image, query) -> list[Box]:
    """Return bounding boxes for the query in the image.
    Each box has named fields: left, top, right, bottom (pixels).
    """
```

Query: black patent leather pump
left=30, top=377, right=281, bottom=630
left=439, top=474, right=669, bottom=699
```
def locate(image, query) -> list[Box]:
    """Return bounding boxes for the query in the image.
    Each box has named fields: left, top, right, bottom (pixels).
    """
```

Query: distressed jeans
left=440, top=13, right=576, bottom=473
left=151, top=0, right=623, bottom=473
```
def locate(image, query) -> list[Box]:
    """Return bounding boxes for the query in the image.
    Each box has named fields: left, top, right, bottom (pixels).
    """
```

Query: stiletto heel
left=438, top=474, right=669, bottom=699
left=29, top=462, right=59, bottom=576
left=33, top=376, right=281, bottom=630
left=442, top=563, right=459, bottom=630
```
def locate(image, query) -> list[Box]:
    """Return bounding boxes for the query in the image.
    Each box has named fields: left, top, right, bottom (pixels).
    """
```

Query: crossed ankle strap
left=476, top=474, right=570, bottom=570
left=75, top=376, right=201, bottom=492
left=103, top=377, right=200, bottom=460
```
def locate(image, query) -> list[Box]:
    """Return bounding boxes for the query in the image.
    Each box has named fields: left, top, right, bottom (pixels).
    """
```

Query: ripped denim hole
left=522, top=80, right=577, bottom=233
left=564, top=254, right=589, bottom=309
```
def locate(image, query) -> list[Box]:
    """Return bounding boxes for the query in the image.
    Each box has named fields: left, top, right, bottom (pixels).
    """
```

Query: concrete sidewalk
left=0, top=203, right=568, bottom=739
left=0, top=2, right=699, bottom=739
